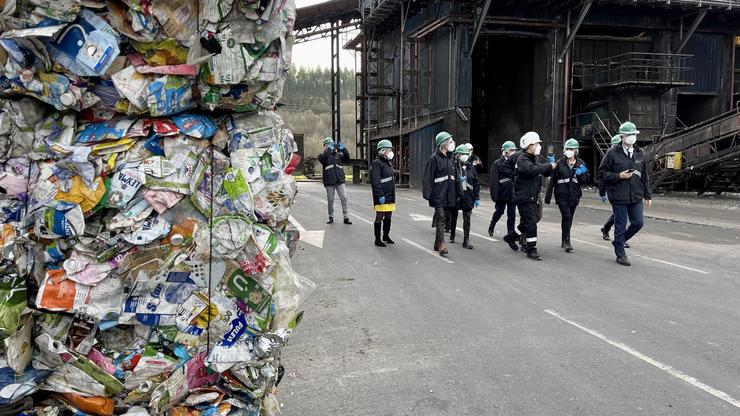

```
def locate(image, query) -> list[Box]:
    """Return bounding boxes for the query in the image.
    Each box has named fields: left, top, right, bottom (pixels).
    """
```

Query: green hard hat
left=564, top=138, right=580, bottom=149
left=454, top=144, right=471, bottom=155
left=435, top=131, right=452, bottom=147
left=377, top=139, right=392, bottom=150
left=611, top=135, right=622, bottom=145
left=501, top=141, right=517, bottom=151
left=618, top=121, right=640, bottom=135
left=323, top=137, right=334, bottom=145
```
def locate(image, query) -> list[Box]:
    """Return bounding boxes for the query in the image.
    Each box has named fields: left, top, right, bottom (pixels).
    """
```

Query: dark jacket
left=545, top=157, right=589, bottom=207
left=489, top=155, right=516, bottom=203
left=318, top=147, right=350, bottom=186
left=598, top=145, right=652, bottom=204
left=514, top=152, right=553, bottom=205
left=469, top=154, right=484, bottom=174
left=598, top=144, right=619, bottom=199
left=370, top=156, right=395, bottom=205
left=423, top=150, right=457, bottom=208
left=455, top=161, right=480, bottom=212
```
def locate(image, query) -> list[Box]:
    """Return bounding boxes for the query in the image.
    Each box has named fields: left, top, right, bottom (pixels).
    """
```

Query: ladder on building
left=569, top=112, right=615, bottom=156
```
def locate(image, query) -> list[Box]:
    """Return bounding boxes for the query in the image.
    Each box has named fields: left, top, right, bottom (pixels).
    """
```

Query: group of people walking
left=318, top=120, right=652, bottom=267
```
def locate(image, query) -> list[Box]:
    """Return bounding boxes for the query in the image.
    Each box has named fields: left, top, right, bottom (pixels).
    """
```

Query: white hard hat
left=520, top=131, right=541, bottom=149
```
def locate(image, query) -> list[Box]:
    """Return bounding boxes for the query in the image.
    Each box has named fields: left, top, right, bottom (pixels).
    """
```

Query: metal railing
left=568, top=112, right=615, bottom=157
left=573, top=52, right=693, bottom=91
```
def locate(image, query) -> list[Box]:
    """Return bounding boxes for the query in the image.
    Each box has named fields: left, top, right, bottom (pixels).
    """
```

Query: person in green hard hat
left=599, top=134, right=630, bottom=248
left=599, top=121, right=653, bottom=266
left=545, top=138, right=589, bottom=253
left=448, top=144, right=480, bottom=249
left=423, top=131, right=457, bottom=256
left=370, top=140, right=397, bottom=247
left=318, top=137, right=352, bottom=225
left=488, top=140, right=520, bottom=251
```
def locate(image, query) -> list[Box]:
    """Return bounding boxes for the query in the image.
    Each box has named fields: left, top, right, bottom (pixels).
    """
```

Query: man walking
left=488, top=141, right=519, bottom=251
left=423, top=131, right=457, bottom=256
left=598, top=122, right=652, bottom=266
left=318, top=137, right=352, bottom=225
left=514, top=132, right=556, bottom=260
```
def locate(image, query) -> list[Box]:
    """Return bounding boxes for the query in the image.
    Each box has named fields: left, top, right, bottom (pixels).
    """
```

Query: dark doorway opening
left=471, top=36, right=546, bottom=172
left=676, top=94, right=718, bottom=128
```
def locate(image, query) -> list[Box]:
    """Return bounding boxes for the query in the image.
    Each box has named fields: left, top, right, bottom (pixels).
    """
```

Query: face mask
left=447, top=142, right=456, bottom=152
left=459, top=155, right=469, bottom=163
left=386, top=151, right=394, bottom=160
left=564, top=150, right=575, bottom=159
left=533, top=144, right=542, bottom=156
left=624, top=135, right=637, bottom=145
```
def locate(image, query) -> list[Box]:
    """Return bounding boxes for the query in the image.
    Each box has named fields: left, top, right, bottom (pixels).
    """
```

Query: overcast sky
left=294, top=0, right=359, bottom=70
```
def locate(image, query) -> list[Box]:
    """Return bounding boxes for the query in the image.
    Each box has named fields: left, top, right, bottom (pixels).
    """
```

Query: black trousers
left=558, top=204, right=578, bottom=240
left=517, top=202, right=538, bottom=248
left=603, top=214, right=615, bottom=233
left=449, top=209, right=471, bottom=241
left=433, top=207, right=447, bottom=243
left=490, top=201, right=516, bottom=236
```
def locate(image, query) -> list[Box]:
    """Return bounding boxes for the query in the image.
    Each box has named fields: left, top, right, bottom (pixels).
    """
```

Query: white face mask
left=447, top=142, right=456, bottom=152
left=564, top=150, right=575, bottom=159
left=386, top=151, right=394, bottom=160
left=624, top=135, right=637, bottom=145
left=459, top=155, right=469, bottom=163
left=533, top=143, right=542, bottom=156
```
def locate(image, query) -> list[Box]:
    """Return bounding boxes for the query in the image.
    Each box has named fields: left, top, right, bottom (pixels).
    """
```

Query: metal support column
left=674, top=10, right=707, bottom=54
left=466, top=0, right=492, bottom=58
left=558, top=0, right=592, bottom=63
left=330, top=20, right=341, bottom=143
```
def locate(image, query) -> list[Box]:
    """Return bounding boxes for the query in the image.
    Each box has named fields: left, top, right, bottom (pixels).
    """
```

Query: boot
left=438, top=241, right=449, bottom=256
left=382, top=219, right=395, bottom=244
left=561, top=238, right=566, bottom=249
left=600, top=227, right=610, bottom=241
left=503, top=234, right=519, bottom=251
left=564, top=238, right=573, bottom=253
left=449, top=228, right=456, bottom=244
left=526, top=245, right=541, bottom=260
left=326, top=217, right=334, bottom=224
left=433, top=240, right=440, bottom=252
left=488, top=223, right=495, bottom=237
left=374, top=223, right=386, bottom=247
left=462, top=239, right=473, bottom=249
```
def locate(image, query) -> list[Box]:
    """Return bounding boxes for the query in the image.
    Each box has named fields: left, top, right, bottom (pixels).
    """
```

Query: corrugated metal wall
left=682, top=33, right=723, bottom=94
left=430, top=29, right=452, bottom=112
left=409, top=120, right=444, bottom=190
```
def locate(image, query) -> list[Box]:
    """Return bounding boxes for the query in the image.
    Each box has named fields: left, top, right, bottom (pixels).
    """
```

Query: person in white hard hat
left=514, top=132, right=556, bottom=260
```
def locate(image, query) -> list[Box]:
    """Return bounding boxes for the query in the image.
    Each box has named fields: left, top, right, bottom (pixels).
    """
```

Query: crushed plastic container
left=0, top=1, right=314, bottom=414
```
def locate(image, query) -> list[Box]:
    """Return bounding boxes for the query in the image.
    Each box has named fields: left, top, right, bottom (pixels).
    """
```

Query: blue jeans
left=490, top=201, right=516, bottom=235
left=612, top=202, right=644, bottom=258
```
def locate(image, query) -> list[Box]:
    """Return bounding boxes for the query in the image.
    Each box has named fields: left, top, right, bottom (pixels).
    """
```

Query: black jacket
left=489, top=155, right=516, bottom=203
left=423, top=150, right=457, bottom=208
left=598, top=145, right=652, bottom=204
left=370, top=156, right=395, bottom=205
left=514, top=152, right=553, bottom=205
left=469, top=154, right=484, bottom=174
left=455, top=161, right=480, bottom=212
left=545, top=157, right=589, bottom=207
left=318, top=147, right=350, bottom=186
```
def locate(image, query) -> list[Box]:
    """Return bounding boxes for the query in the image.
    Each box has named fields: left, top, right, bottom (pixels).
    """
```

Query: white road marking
left=402, top=239, right=455, bottom=264
left=349, top=213, right=374, bottom=225
left=544, top=309, right=740, bottom=410
left=569, top=237, right=709, bottom=274
left=633, top=254, right=709, bottom=275
left=288, top=215, right=325, bottom=249
left=409, top=213, right=433, bottom=222
left=400, top=197, right=416, bottom=202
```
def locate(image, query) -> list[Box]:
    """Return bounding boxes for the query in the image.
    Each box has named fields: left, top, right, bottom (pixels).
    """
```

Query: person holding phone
left=598, top=122, right=653, bottom=266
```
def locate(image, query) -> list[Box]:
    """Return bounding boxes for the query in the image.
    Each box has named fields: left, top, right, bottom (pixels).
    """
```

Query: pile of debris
left=0, top=1, right=314, bottom=415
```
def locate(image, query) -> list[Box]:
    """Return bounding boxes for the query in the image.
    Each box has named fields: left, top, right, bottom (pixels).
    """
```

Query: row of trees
left=282, top=67, right=356, bottom=111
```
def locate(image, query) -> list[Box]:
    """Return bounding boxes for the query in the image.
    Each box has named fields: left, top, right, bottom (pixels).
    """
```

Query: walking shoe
left=462, top=239, right=473, bottom=250
left=564, top=239, right=573, bottom=253
left=526, top=248, right=542, bottom=260
left=449, top=236, right=455, bottom=244
left=488, top=224, right=494, bottom=237
left=343, top=217, right=352, bottom=225
left=326, top=217, right=334, bottom=224
left=438, top=242, right=449, bottom=256
left=625, top=242, right=631, bottom=249
left=503, top=234, right=519, bottom=251
left=600, top=227, right=610, bottom=241
left=616, top=256, right=631, bottom=266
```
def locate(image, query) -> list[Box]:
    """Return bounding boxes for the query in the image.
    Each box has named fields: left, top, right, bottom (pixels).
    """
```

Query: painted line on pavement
left=349, top=213, right=374, bottom=225
left=544, top=309, right=740, bottom=410
left=402, top=239, right=455, bottom=264
left=569, top=237, right=709, bottom=274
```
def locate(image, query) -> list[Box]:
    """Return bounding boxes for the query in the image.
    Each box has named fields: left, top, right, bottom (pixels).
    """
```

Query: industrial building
left=296, top=0, right=740, bottom=193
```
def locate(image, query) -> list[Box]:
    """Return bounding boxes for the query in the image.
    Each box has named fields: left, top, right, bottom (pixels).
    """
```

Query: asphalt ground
left=280, top=182, right=740, bottom=416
